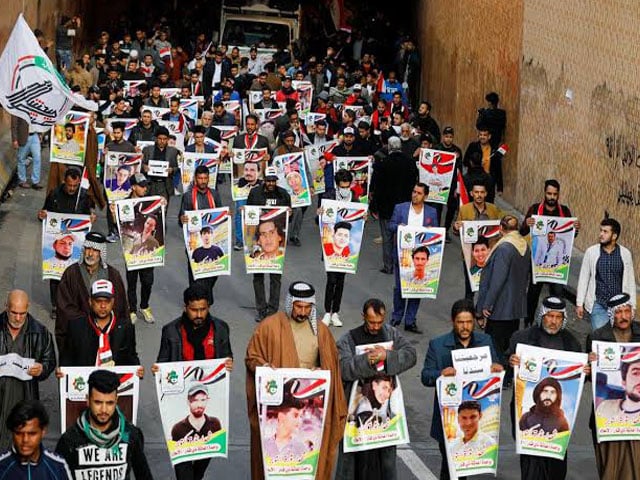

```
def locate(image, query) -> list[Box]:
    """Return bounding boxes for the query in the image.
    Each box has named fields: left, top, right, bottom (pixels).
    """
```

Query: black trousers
left=437, top=441, right=467, bottom=480
left=520, top=453, right=567, bottom=480
left=187, top=258, right=218, bottom=306
left=485, top=319, right=520, bottom=367
left=173, top=459, right=211, bottom=480
left=49, top=279, right=59, bottom=309
left=324, top=271, right=346, bottom=313
left=253, top=273, right=282, bottom=315
left=525, top=280, right=563, bottom=327
left=126, top=268, right=154, bottom=310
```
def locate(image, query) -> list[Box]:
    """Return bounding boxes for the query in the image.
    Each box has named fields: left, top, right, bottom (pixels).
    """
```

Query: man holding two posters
left=508, top=296, right=589, bottom=480
left=588, top=293, right=640, bottom=480
left=245, top=281, right=347, bottom=480
left=336, top=298, right=416, bottom=479
left=422, top=299, right=502, bottom=480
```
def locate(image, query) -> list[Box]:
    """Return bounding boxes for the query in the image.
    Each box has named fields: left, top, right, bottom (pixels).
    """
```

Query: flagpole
left=75, top=167, right=85, bottom=211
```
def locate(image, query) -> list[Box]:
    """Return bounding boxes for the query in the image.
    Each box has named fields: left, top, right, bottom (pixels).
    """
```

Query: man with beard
left=129, top=109, right=160, bottom=145
left=38, top=167, right=94, bottom=318
left=58, top=280, right=142, bottom=376
left=179, top=165, right=223, bottom=305
left=508, top=296, right=588, bottom=480
left=0, top=291, right=56, bottom=450
left=49, top=233, right=75, bottom=269
left=55, top=370, right=152, bottom=479
left=577, top=217, right=636, bottom=330
left=434, top=126, right=463, bottom=241
left=153, top=284, right=233, bottom=480
left=55, top=232, right=128, bottom=352
left=520, top=179, right=580, bottom=326
left=410, top=101, right=440, bottom=143
left=246, top=168, right=291, bottom=322
left=519, top=378, right=569, bottom=434
left=463, top=125, right=505, bottom=195
left=58, top=123, right=80, bottom=154
left=336, top=298, right=416, bottom=480
left=141, top=126, right=180, bottom=202
left=587, top=293, right=640, bottom=480
left=422, top=299, right=502, bottom=480
left=171, top=383, right=221, bottom=440
left=246, top=281, right=347, bottom=480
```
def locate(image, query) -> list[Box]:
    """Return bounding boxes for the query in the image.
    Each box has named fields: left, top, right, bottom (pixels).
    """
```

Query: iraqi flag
left=202, top=209, right=229, bottom=227
left=61, top=216, right=92, bottom=232
left=158, top=46, right=171, bottom=59
left=622, top=347, right=640, bottom=363
left=0, top=14, right=97, bottom=132
left=260, top=208, right=287, bottom=222
left=466, top=376, right=502, bottom=400
left=337, top=207, right=367, bottom=222
left=292, top=378, right=327, bottom=400
left=457, top=170, right=470, bottom=206
left=550, top=219, right=576, bottom=234
left=140, top=198, right=164, bottom=215
left=545, top=360, right=584, bottom=381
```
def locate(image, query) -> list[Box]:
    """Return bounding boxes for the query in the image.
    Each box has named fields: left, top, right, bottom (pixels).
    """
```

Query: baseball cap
left=91, top=279, right=114, bottom=299
left=188, top=383, right=209, bottom=397
left=352, top=83, right=362, bottom=90
left=443, top=126, right=454, bottom=135
left=317, top=91, right=329, bottom=102
left=131, top=173, right=148, bottom=187
left=264, top=166, right=278, bottom=180
left=343, top=127, right=355, bottom=136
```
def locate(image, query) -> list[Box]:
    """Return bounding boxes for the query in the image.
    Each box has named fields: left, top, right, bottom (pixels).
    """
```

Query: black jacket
left=43, top=184, right=91, bottom=215
left=0, top=313, right=56, bottom=399
left=55, top=416, right=152, bottom=480
left=370, top=150, right=418, bottom=219
left=60, top=314, right=140, bottom=367
left=463, top=140, right=505, bottom=192
left=157, top=315, right=233, bottom=362
left=246, top=184, right=291, bottom=207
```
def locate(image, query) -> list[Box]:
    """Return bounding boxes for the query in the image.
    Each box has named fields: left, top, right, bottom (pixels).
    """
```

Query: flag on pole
left=75, top=167, right=90, bottom=211
left=457, top=170, right=470, bottom=207
left=0, top=14, right=97, bottom=132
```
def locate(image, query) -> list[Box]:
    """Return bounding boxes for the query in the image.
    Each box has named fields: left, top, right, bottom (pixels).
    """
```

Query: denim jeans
left=392, top=268, right=420, bottom=326
left=17, top=134, right=41, bottom=184
left=55, top=49, right=73, bottom=70
left=234, top=199, right=247, bottom=245
left=590, top=302, right=609, bottom=330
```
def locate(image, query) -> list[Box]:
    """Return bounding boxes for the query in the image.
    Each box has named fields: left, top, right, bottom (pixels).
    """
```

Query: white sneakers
left=321, top=312, right=343, bottom=327
left=129, top=312, right=138, bottom=324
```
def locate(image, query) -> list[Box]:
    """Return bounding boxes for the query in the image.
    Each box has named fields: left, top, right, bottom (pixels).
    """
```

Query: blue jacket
left=421, top=330, right=499, bottom=442
left=0, top=446, right=71, bottom=480
left=388, top=202, right=439, bottom=262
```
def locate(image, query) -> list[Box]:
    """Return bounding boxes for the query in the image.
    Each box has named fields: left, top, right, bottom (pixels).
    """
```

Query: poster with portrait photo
left=104, top=117, right=138, bottom=141
left=223, top=100, right=242, bottom=127
left=255, top=367, right=330, bottom=480
left=180, top=98, right=199, bottom=122
left=591, top=341, right=640, bottom=442
left=461, top=220, right=501, bottom=293
left=59, top=366, right=139, bottom=433
left=418, top=148, right=457, bottom=205
left=514, top=344, right=587, bottom=460
left=42, top=213, right=92, bottom=280
left=181, top=153, right=219, bottom=192
left=243, top=206, right=289, bottom=274
left=291, top=80, right=313, bottom=115
left=397, top=226, right=446, bottom=299
left=103, top=152, right=143, bottom=202
left=123, top=79, right=146, bottom=98
left=530, top=215, right=577, bottom=285
left=155, top=359, right=230, bottom=466
left=213, top=126, right=239, bottom=174
left=437, top=372, right=504, bottom=477
left=319, top=199, right=367, bottom=274
left=115, top=196, right=166, bottom=270
left=333, top=157, right=371, bottom=204
left=183, top=208, right=231, bottom=280
left=231, top=148, right=268, bottom=201
left=343, top=342, right=410, bottom=453
left=50, top=110, right=90, bottom=166
left=304, top=139, right=339, bottom=195
left=272, top=152, right=311, bottom=208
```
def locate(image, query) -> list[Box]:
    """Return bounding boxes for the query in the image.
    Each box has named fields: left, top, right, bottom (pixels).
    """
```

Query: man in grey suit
left=141, top=126, right=180, bottom=203
left=476, top=214, right=530, bottom=367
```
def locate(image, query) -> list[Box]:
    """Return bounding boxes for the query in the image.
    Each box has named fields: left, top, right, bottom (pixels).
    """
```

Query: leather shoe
left=379, top=267, right=393, bottom=274
left=31, top=183, right=43, bottom=190
left=390, top=319, right=401, bottom=327
left=405, top=324, right=423, bottom=334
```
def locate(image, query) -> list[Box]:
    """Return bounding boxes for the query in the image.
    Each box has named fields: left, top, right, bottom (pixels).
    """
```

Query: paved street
left=0, top=159, right=599, bottom=479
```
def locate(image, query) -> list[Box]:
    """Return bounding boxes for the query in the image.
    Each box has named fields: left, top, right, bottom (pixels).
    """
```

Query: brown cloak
left=245, top=312, right=347, bottom=480
left=54, top=263, right=129, bottom=351
left=47, top=126, right=106, bottom=210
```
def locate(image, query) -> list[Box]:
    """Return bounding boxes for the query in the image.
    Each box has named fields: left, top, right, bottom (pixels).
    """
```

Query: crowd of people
left=2, top=8, right=639, bottom=480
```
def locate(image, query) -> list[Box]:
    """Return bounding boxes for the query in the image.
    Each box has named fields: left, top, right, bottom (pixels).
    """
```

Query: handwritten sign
left=0, top=353, right=35, bottom=380
left=451, top=346, right=491, bottom=379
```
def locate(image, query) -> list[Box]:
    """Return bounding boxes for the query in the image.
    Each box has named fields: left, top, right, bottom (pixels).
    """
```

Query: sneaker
left=330, top=313, right=343, bottom=327
left=141, top=307, right=155, bottom=323
left=373, top=236, right=383, bottom=245
left=130, top=312, right=138, bottom=324
left=233, top=242, right=243, bottom=251
left=106, top=232, right=119, bottom=243
left=321, top=313, right=331, bottom=326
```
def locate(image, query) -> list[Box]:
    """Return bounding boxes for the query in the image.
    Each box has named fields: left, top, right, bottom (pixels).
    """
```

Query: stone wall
left=415, top=0, right=524, bottom=199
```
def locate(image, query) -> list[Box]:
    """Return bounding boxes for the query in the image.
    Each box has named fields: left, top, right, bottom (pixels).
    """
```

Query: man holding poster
left=508, top=297, right=588, bottom=480
left=336, top=298, right=416, bottom=480
left=422, top=299, right=502, bottom=480
left=153, top=284, right=233, bottom=480
left=245, top=281, right=347, bottom=480
left=588, top=293, right=640, bottom=479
